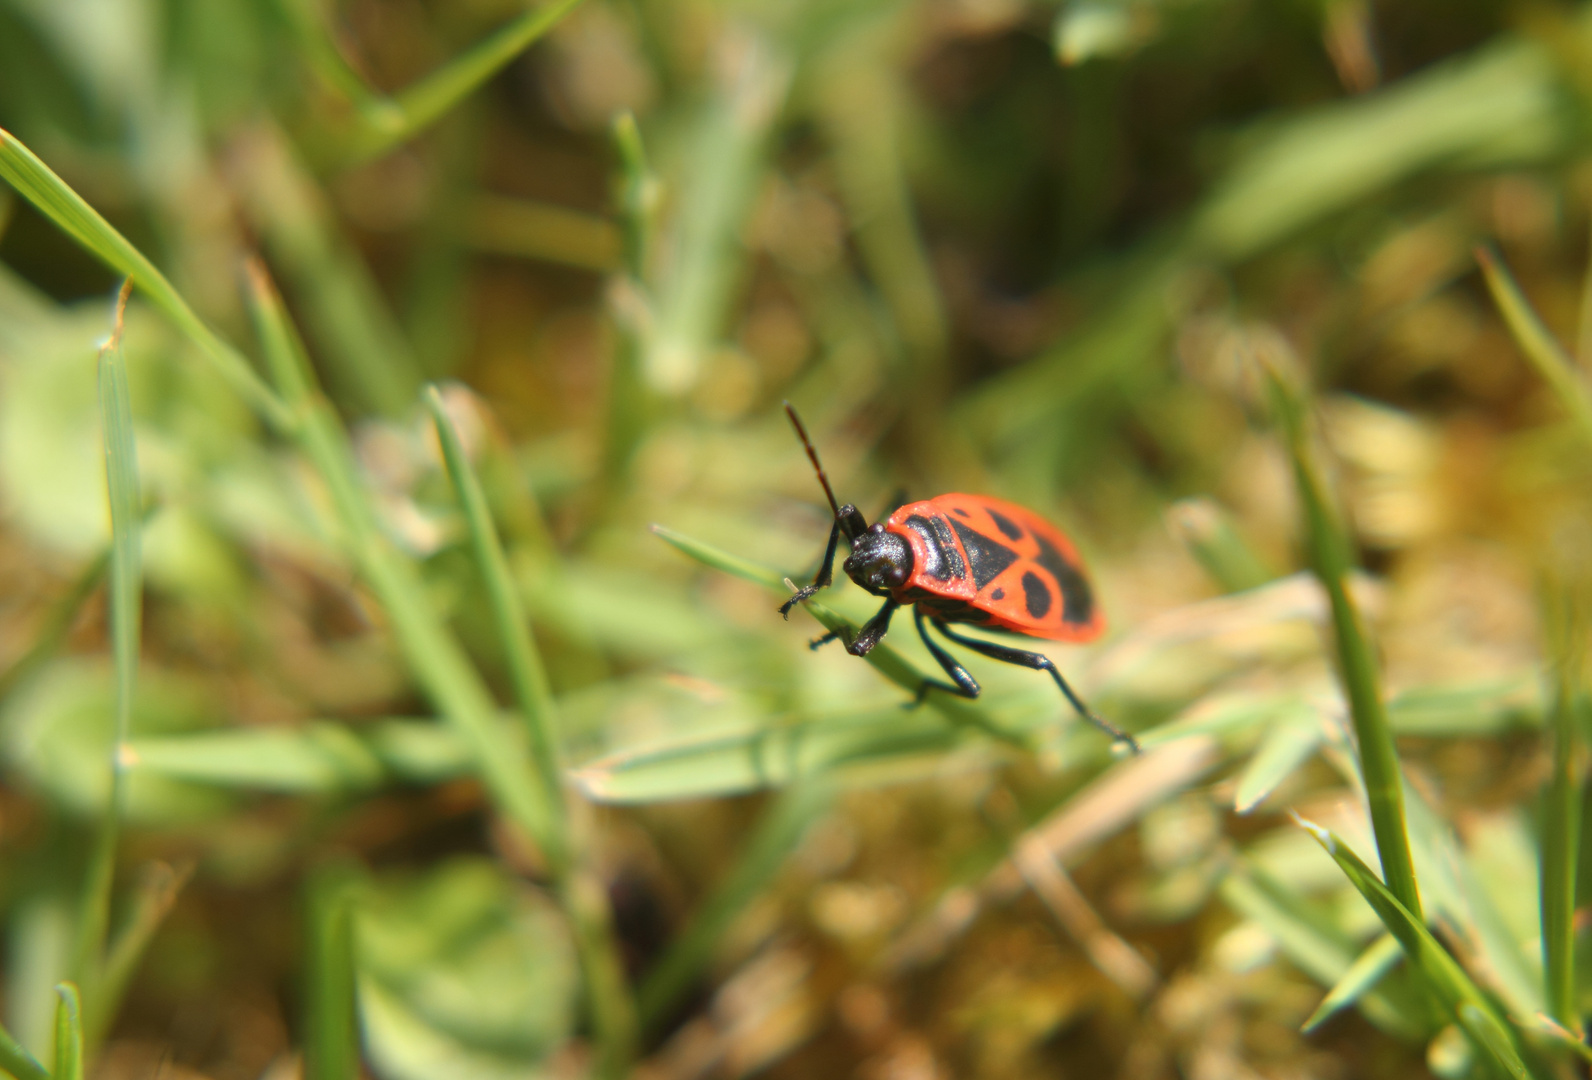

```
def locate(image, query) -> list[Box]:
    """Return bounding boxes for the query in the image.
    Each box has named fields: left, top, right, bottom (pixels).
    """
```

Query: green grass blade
left=612, top=111, right=657, bottom=281
left=426, top=385, right=566, bottom=859
left=246, top=266, right=636, bottom=1078
left=1167, top=497, right=1276, bottom=593
left=1296, top=815, right=1534, bottom=1080
left=343, top=0, right=588, bottom=163
left=52, top=984, right=82, bottom=1080
left=651, top=524, right=784, bottom=589
left=637, top=783, right=834, bottom=1033
left=464, top=195, right=620, bottom=272
left=125, top=724, right=387, bottom=792
left=1538, top=588, right=1582, bottom=1028
left=233, top=127, right=422, bottom=417
left=1476, top=246, right=1592, bottom=448
left=1302, top=932, right=1402, bottom=1033
left=0, top=548, right=109, bottom=704
left=73, top=284, right=142, bottom=1035
left=92, top=863, right=189, bottom=1050
left=652, top=526, right=1048, bottom=750
left=1266, top=363, right=1421, bottom=919
left=0, top=131, right=289, bottom=429
left=303, top=866, right=359, bottom=1080
left=644, top=43, right=790, bottom=391
left=0, top=1019, right=49, bottom=1080
left=1233, top=710, right=1322, bottom=814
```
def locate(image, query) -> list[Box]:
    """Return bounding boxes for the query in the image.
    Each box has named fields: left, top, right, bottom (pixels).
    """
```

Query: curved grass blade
left=0, top=131, right=289, bottom=429
left=1296, top=815, right=1534, bottom=1080
left=52, top=984, right=82, bottom=1080
left=1266, top=361, right=1420, bottom=920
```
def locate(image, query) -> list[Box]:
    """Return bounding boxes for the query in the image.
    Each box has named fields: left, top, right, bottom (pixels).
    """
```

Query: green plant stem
left=1267, top=366, right=1421, bottom=920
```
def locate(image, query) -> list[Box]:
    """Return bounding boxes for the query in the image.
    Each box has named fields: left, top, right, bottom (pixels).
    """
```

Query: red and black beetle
left=779, top=404, right=1138, bottom=752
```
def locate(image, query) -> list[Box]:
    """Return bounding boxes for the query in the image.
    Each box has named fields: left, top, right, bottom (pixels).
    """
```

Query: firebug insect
left=779, top=404, right=1139, bottom=752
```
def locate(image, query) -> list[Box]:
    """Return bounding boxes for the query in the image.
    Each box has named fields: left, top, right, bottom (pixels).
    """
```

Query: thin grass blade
left=1266, top=362, right=1421, bottom=919
left=92, top=862, right=191, bottom=1050
left=1476, top=246, right=1592, bottom=448
left=653, top=526, right=1042, bottom=749
left=245, top=265, right=636, bottom=1077
left=73, top=283, right=142, bottom=1034
left=344, top=0, right=588, bottom=163
left=1296, top=815, right=1534, bottom=1079
left=1538, top=586, right=1582, bottom=1029
left=0, top=130, right=288, bottom=428
left=303, top=867, right=359, bottom=1080
left=52, top=984, right=82, bottom=1080
left=1167, top=497, right=1276, bottom=593
left=427, top=384, right=566, bottom=862
left=1302, top=932, right=1403, bottom=1033
left=1233, top=709, right=1322, bottom=813
left=638, top=782, right=834, bottom=1033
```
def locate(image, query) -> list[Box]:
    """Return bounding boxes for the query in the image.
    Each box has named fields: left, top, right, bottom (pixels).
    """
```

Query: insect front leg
left=780, top=515, right=844, bottom=618
left=934, top=621, right=1139, bottom=752
left=906, top=605, right=980, bottom=707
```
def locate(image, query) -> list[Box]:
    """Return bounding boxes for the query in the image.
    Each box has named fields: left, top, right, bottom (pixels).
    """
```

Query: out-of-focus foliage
left=2, top=0, right=1592, bottom=1077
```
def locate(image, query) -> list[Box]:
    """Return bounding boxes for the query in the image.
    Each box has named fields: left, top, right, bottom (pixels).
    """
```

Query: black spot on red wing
left=986, top=508, right=1024, bottom=541
left=905, top=514, right=967, bottom=582
left=1035, top=534, right=1093, bottom=625
left=1021, top=571, right=1052, bottom=620
left=948, top=517, right=1018, bottom=589
left=990, top=587, right=1005, bottom=600
left=953, top=507, right=970, bottom=517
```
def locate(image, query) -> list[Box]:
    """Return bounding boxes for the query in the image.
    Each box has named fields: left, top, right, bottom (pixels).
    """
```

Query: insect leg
left=808, top=629, right=843, bottom=650
left=906, top=605, right=980, bottom=706
left=933, top=621, right=1139, bottom=752
left=780, top=516, right=844, bottom=618
left=847, top=599, right=900, bottom=657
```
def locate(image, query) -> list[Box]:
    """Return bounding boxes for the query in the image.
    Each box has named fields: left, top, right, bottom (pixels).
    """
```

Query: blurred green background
left=2, top=0, right=1592, bottom=1077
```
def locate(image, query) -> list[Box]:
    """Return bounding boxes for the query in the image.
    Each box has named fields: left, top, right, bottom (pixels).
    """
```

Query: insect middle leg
left=907, top=605, right=981, bottom=706
left=932, top=620, right=1139, bottom=752
left=808, top=599, right=900, bottom=656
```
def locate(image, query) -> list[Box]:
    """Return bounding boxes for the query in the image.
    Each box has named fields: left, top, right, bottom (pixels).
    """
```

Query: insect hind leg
left=933, top=621, right=1139, bottom=752
left=906, top=605, right=980, bottom=707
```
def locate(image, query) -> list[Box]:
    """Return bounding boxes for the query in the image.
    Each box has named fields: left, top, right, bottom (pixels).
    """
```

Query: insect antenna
left=783, top=402, right=842, bottom=520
